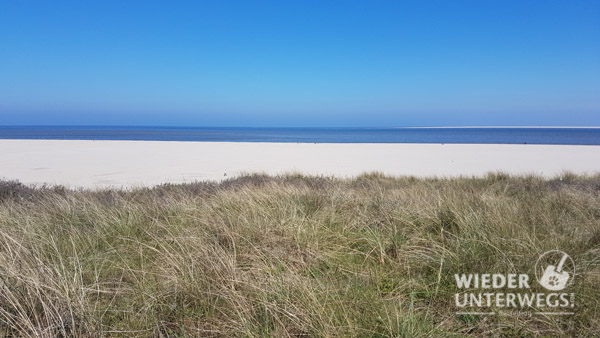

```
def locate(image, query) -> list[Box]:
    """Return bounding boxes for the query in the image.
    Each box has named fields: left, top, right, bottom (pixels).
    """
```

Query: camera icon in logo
left=535, top=250, right=574, bottom=291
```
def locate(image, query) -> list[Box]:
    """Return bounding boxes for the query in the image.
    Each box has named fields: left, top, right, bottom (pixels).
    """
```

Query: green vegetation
left=0, top=173, right=598, bottom=337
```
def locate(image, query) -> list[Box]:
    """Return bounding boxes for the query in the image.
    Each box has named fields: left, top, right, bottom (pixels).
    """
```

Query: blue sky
left=1, top=0, right=599, bottom=127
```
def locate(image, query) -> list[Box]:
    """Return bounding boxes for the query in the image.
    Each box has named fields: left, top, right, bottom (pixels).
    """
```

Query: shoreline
left=1, top=139, right=599, bottom=188
left=4, top=139, right=600, bottom=146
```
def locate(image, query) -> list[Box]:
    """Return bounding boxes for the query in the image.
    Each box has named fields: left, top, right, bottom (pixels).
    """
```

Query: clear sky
left=1, top=0, right=599, bottom=127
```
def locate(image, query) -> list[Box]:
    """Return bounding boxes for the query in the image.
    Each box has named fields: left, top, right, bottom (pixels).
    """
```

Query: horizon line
left=1, top=125, right=600, bottom=129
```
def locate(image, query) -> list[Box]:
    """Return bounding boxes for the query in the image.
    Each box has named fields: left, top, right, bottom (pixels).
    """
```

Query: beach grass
left=0, top=173, right=598, bottom=337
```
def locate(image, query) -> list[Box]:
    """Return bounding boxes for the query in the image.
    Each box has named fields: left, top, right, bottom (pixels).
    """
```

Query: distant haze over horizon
left=2, top=125, right=600, bottom=129
left=2, top=124, right=600, bottom=129
left=1, top=1, right=599, bottom=127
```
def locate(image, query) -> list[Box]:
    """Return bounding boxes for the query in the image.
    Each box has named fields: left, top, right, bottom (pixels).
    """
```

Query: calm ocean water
left=0, top=126, right=599, bottom=145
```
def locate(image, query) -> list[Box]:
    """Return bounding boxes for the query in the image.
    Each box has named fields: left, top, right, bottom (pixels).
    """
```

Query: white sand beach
left=1, top=139, right=599, bottom=188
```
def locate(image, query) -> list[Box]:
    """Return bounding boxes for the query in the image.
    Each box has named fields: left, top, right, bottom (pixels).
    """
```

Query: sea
left=0, top=126, right=599, bottom=145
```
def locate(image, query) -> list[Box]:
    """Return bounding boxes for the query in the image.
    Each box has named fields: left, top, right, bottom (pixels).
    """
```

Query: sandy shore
left=1, top=139, right=599, bottom=188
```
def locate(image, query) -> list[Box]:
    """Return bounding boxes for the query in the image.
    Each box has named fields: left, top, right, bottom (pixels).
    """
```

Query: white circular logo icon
left=535, top=250, right=574, bottom=291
